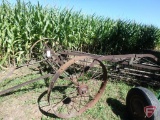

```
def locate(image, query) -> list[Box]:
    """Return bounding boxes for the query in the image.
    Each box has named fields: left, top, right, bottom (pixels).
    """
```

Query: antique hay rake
left=0, top=38, right=160, bottom=118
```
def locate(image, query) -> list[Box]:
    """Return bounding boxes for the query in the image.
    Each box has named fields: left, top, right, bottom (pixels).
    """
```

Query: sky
left=1, top=0, right=160, bottom=28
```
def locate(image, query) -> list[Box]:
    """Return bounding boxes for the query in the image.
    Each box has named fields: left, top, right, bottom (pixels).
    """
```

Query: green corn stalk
left=0, top=0, right=159, bottom=68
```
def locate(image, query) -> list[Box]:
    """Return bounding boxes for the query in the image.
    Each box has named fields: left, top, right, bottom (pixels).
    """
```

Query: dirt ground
left=0, top=90, right=46, bottom=120
left=0, top=63, right=40, bottom=80
left=0, top=64, right=48, bottom=120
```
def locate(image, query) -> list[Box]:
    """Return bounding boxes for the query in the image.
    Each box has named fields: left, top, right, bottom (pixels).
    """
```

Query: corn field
left=0, top=0, right=160, bottom=68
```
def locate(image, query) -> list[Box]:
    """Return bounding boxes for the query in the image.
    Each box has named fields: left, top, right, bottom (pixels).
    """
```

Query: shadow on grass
left=37, top=84, right=72, bottom=119
left=37, top=90, right=59, bottom=119
left=106, top=98, right=130, bottom=120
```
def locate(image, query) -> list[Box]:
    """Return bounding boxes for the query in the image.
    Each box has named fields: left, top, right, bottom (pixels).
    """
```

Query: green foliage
left=0, top=0, right=160, bottom=67
left=157, top=91, right=160, bottom=102
left=155, top=29, right=160, bottom=50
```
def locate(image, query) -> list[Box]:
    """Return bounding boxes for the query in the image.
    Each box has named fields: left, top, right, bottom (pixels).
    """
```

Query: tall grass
left=0, top=0, right=160, bottom=68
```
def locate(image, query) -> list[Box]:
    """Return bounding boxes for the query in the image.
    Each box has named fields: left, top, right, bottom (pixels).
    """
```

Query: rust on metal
left=0, top=38, right=160, bottom=118
left=0, top=74, right=53, bottom=96
left=45, top=56, right=107, bottom=118
left=78, top=84, right=88, bottom=96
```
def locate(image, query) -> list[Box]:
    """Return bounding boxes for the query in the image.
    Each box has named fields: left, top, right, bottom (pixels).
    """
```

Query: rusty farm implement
left=0, top=38, right=160, bottom=119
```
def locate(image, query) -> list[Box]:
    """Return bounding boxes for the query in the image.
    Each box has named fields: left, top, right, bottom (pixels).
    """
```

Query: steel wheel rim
left=38, top=56, right=107, bottom=118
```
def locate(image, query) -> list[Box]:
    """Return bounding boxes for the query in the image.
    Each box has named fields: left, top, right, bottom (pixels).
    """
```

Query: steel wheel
left=30, top=38, right=66, bottom=73
left=38, top=56, right=107, bottom=118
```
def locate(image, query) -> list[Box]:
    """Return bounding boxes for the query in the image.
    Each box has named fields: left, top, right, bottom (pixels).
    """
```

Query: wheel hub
left=78, top=84, right=88, bottom=96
